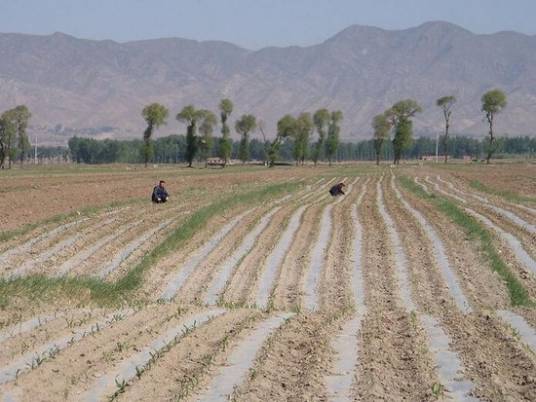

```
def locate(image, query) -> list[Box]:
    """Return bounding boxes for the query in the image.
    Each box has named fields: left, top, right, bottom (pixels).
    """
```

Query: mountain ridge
left=1, top=21, right=535, bottom=145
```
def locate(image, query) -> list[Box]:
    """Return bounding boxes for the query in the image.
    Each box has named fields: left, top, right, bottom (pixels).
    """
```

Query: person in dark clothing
left=329, top=182, right=346, bottom=197
left=152, top=180, right=169, bottom=203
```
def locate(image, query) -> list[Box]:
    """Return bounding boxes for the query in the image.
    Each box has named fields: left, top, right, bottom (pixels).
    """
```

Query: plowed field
left=1, top=163, right=535, bottom=401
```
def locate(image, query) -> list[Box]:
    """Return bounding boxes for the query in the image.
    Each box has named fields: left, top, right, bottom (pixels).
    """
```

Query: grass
left=469, top=179, right=536, bottom=205
left=0, top=181, right=297, bottom=307
left=399, top=176, right=532, bottom=307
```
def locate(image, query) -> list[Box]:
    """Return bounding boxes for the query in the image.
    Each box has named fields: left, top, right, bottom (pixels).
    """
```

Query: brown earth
left=1, top=164, right=536, bottom=401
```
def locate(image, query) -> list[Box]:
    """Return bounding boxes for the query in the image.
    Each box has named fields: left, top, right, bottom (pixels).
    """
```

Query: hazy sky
left=1, top=0, right=534, bottom=48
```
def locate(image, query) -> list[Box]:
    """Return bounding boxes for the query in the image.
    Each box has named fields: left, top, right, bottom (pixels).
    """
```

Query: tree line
left=140, top=99, right=345, bottom=167
left=373, top=89, right=508, bottom=165
left=66, top=133, right=536, bottom=165
left=0, top=89, right=527, bottom=168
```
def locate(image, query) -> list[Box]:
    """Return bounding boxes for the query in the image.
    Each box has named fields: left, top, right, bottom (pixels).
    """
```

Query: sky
left=0, top=0, right=534, bottom=49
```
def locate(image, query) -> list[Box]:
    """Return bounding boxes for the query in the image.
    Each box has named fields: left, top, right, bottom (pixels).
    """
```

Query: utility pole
left=34, top=135, right=38, bottom=164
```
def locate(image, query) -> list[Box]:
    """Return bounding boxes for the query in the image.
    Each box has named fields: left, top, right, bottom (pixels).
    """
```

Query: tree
left=10, top=105, right=32, bottom=166
left=392, top=118, right=413, bottom=164
left=268, top=115, right=296, bottom=167
left=141, top=103, right=168, bottom=167
left=0, top=109, right=18, bottom=169
left=481, top=89, right=507, bottom=164
left=387, top=99, right=422, bottom=164
left=312, top=108, right=330, bottom=165
left=436, top=96, right=456, bottom=163
left=235, top=114, right=257, bottom=164
left=198, top=110, right=217, bottom=166
left=177, top=105, right=205, bottom=167
left=294, top=113, right=313, bottom=165
left=326, top=110, right=343, bottom=166
left=258, top=120, right=270, bottom=166
left=372, top=113, right=391, bottom=165
left=219, top=98, right=233, bottom=166
left=0, top=116, right=10, bottom=168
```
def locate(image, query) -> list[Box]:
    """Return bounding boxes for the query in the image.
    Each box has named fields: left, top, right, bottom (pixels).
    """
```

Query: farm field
left=0, top=162, right=535, bottom=401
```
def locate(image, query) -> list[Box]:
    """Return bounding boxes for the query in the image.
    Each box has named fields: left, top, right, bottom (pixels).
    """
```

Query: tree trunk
left=444, top=120, right=449, bottom=164
left=486, top=114, right=494, bottom=164
left=376, top=152, right=380, bottom=165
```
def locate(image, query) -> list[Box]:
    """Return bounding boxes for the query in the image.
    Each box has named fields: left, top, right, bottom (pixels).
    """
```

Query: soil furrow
left=270, top=202, right=323, bottom=311
left=201, top=206, right=284, bottom=306
left=414, top=176, right=431, bottom=195
left=434, top=176, right=536, bottom=260
left=324, top=182, right=368, bottom=402
left=254, top=205, right=307, bottom=310
left=440, top=175, right=536, bottom=221
left=390, top=175, right=536, bottom=401
left=99, top=218, right=174, bottom=279
left=83, top=308, right=226, bottom=402
left=0, top=313, right=61, bottom=345
left=426, top=176, right=536, bottom=287
left=193, top=312, right=293, bottom=402
left=222, top=204, right=299, bottom=307
left=355, top=176, right=435, bottom=401
left=393, top=175, right=473, bottom=313
left=419, top=314, right=480, bottom=401
left=159, top=210, right=251, bottom=301
left=438, top=175, right=536, bottom=235
left=0, top=308, right=115, bottom=364
left=114, top=309, right=261, bottom=402
left=0, top=219, right=85, bottom=266
left=197, top=190, right=311, bottom=305
left=0, top=308, right=134, bottom=385
left=497, top=310, right=536, bottom=353
left=380, top=176, right=483, bottom=400
left=54, top=219, right=143, bottom=276
left=377, top=176, right=416, bottom=312
left=0, top=305, right=210, bottom=401
left=302, top=184, right=353, bottom=312
left=465, top=208, right=536, bottom=275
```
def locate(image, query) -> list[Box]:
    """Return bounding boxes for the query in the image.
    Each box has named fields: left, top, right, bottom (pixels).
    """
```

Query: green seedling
left=431, top=382, right=444, bottom=398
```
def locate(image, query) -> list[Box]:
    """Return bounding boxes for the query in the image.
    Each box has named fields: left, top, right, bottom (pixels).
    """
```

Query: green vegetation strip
left=399, top=176, right=532, bottom=307
left=469, top=179, right=536, bottom=205
left=0, top=182, right=296, bottom=308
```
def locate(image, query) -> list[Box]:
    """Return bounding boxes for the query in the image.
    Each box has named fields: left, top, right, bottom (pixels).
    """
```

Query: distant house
left=420, top=155, right=449, bottom=161
left=206, top=157, right=227, bottom=167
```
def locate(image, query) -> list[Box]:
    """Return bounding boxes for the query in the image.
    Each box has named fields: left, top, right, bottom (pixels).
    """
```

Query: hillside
left=1, top=21, right=535, bottom=144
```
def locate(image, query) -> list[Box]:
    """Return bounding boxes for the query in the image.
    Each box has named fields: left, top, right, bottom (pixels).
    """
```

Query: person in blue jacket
left=152, top=180, right=169, bottom=203
left=329, top=182, right=346, bottom=197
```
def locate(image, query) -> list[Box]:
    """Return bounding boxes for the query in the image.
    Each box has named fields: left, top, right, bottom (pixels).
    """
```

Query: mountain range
left=1, top=21, right=536, bottom=145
